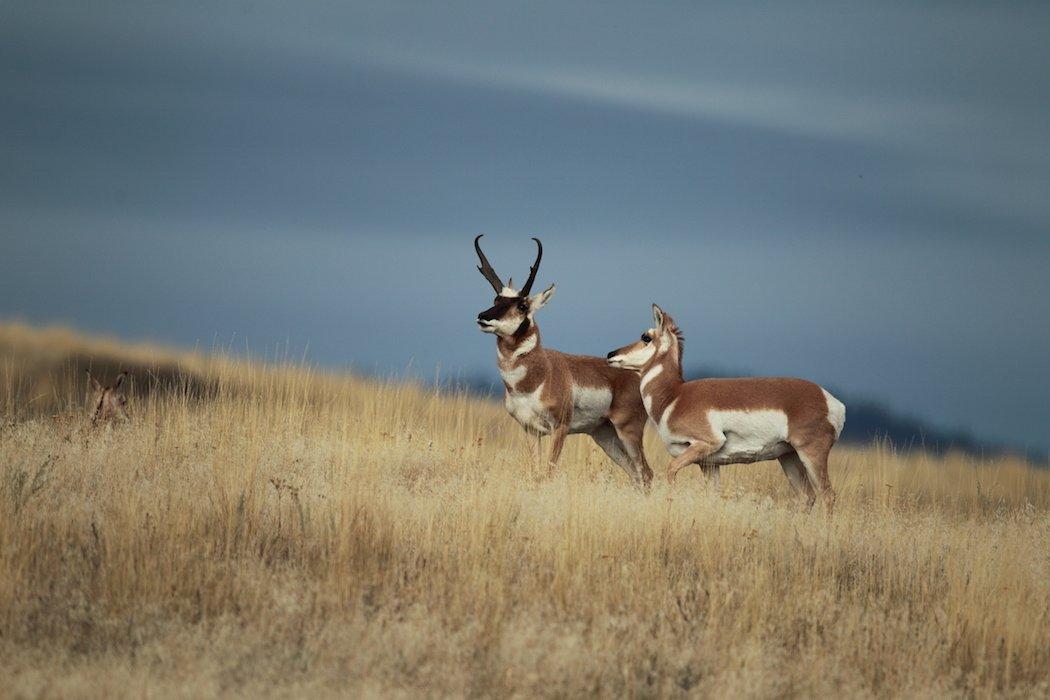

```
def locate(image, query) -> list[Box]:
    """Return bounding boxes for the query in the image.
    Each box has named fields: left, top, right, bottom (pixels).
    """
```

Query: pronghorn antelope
left=607, top=305, right=845, bottom=508
left=474, top=236, right=652, bottom=487
left=86, top=370, right=130, bottom=425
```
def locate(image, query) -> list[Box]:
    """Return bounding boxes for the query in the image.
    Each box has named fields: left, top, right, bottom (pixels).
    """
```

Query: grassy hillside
left=1, top=322, right=1047, bottom=697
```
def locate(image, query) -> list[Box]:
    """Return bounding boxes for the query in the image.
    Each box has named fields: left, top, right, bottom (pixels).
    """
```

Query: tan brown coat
left=608, top=305, right=844, bottom=508
left=475, top=236, right=652, bottom=486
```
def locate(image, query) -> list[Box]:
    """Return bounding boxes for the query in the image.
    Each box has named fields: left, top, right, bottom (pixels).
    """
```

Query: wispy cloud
left=351, top=46, right=972, bottom=148
left=346, top=45, right=1050, bottom=228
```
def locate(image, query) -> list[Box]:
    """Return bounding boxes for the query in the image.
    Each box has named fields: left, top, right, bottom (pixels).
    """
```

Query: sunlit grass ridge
left=1, top=322, right=1047, bottom=697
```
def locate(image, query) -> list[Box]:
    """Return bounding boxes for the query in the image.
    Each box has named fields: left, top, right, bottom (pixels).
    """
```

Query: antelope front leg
left=546, top=424, right=569, bottom=476
left=667, top=440, right=722, bottom=484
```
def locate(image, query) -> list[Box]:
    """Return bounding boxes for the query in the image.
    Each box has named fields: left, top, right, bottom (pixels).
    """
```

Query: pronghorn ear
left=652, top=304, right=666, bottom=329
left=113, top=371, right=128, bottom=392
left=530, top=284, right=556, bottom=311
left=86, top=370, right=102, bottom=392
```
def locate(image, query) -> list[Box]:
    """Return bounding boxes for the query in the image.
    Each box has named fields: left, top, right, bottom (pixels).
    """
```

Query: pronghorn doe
left=607, top=305, right=845, bottom=508
left=86, top=370, right=130, bottom=425
left=474, top=236, right=652, bottom=487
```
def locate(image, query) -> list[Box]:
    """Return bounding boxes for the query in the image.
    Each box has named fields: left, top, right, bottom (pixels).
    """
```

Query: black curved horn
left=519, top=237, right=543, bottom=296
left=474, top=235, right=504, bottom=293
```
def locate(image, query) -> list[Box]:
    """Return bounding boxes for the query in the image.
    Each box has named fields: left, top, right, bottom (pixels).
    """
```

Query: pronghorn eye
left=517, top=302, right=528, bottom=313
left=641, top=334, right=652, bottom=343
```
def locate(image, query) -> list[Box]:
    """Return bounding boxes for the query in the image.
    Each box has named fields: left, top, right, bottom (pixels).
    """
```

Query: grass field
left=1, top=322, right=1048, bottom=698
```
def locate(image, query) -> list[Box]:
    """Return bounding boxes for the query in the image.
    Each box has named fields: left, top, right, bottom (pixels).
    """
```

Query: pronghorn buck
left=474, top=236, right=653, bottom=487
left=86, top=370, right=130, bottom=425
left=607, top=305, right=845, bottom=508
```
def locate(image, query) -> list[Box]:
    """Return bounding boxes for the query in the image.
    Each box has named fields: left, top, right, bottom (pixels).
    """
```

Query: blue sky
left=2, top=2, right=1048, bottom=450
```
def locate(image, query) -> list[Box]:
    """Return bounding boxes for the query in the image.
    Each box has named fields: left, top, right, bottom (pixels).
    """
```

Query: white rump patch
left=822, top=388, right=846, bottom=438
left=704, top=409, right=792, bottom=465
left=568, top=384, right=612, bottom=433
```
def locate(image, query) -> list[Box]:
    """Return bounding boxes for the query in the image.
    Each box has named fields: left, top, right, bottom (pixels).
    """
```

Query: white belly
left=505, top=384, right=551, bottom=435
left=568, top=385, right=612, bottom=433
left=703, top=409, right=792, bottom=465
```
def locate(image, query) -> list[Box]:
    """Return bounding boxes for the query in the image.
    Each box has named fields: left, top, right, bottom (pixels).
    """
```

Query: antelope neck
left=639, top=352, right=682, bottom=419
left=498, top=323, right=540, bottom=362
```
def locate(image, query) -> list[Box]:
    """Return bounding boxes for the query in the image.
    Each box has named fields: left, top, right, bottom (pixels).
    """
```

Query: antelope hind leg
left=591, top=421, right=646, bottom=489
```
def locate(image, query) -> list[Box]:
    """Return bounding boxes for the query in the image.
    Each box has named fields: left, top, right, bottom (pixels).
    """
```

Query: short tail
left=821, top=388, right=846, bottom=439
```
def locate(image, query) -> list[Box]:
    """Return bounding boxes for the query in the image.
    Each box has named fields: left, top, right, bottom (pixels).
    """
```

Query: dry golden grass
left=1, top=322, right=1048, bottom=698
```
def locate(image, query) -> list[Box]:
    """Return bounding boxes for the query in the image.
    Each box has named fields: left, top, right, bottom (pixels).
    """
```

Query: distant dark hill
left=446, top=367, right=1019, bottom=459
left=829, top=398, right=992, bottom=455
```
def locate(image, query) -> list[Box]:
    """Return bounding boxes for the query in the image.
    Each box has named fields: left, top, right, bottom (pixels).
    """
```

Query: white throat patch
left=509, top=334, right=536, bottom=360
left=498, top=334, right=536, bottom=390
left=499, top=363, right=527, bottom=390
left=640, top=364, right=663, bottom=393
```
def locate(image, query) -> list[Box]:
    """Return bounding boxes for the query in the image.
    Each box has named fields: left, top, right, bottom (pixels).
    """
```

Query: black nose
left=606, top=350, right=617, bottom=359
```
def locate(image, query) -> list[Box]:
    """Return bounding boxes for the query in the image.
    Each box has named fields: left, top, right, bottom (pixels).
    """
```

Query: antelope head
left=87, top=370, right=130, bottom=424
left=474, top=235, right=555, bottom=337
left=606, top=304, right=675, bottom=372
